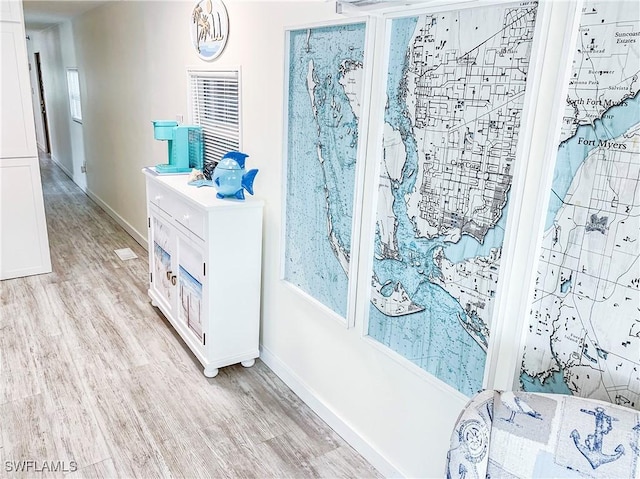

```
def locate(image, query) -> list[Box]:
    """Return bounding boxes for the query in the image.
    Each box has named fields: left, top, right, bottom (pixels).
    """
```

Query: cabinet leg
left=241, top=359, right=255, bottom=368
left=151, top=299, right=158, bottom=307
left=204, top=367, right=219, bottom=378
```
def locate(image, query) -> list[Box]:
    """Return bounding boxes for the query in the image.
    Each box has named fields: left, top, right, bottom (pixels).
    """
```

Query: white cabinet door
left=149, top=205, right=207, bottom=355
left=0, top=157, right=52, bottom=279
left=149, top=210, right=176, bottom=314
left=0, top=20, right=37, bottom=158
left=176, top=232, right=206, bottom=348
left=0, top=0, right=22, bottom=22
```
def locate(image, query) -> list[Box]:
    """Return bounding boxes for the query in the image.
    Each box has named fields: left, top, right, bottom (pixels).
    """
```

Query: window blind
left=188, top=69, right=240, bottom=166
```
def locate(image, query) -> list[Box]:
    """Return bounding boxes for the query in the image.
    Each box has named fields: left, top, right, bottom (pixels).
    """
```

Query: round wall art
left=191, top=0, right=229, bottom=61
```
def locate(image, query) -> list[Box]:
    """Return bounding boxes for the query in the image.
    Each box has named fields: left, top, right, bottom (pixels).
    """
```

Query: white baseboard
left=49, top=154, right=74, bottom=181
left=259, top=345, right=403, bottom=478
left=84, top=188, right=148, bottom=250
left=46, top=154, right=147, bottom=250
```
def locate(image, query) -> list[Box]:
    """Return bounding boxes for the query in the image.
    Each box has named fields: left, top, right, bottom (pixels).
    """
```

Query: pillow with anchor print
left=485, top=392, right=640, bottom=478
left=554, top=395, right=639, bottom=478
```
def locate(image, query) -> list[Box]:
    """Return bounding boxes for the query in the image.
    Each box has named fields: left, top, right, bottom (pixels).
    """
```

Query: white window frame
left=187, top=68, right=241, bottom=167
left=66, top=68, right=82, bottom=123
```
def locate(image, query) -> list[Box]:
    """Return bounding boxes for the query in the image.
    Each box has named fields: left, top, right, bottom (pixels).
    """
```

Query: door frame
left=34, top=52, right=51, bottom=154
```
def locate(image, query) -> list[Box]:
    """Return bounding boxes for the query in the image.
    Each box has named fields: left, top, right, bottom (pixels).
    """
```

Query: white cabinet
left=143, top=167, right=263, bottom=377
left=0, top=1, right=51, bottom=280
left=0, top=0, right=22, bottom=23
left=1, top=20, right=37, bottom=158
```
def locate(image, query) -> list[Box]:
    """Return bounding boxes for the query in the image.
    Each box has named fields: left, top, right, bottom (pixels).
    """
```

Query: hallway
left=0, top=154, right=380, bottom=478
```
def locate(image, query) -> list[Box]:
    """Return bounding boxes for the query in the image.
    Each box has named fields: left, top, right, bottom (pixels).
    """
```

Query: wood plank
left=257, top=427, right=336, bottom=477
left=0, top=291, right=42, bottom=404
left=48, top=403, right=111, bottom=471
left=151, top=429, right=227, bottom=478
left=197, top=421, right=275, bottom=478
left=90, top=379, right=171, bottom=478
left=0, top=395, right=63, bottom=478
left=29, top=337, right=111, bottom=469
left=31, top=335, right=86, bottom=411
left=310, top=445, right=382, bottom=478
left=63, top=458, right=117, bottom=478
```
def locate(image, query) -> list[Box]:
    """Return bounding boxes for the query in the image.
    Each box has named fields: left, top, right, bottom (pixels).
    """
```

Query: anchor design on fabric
left=570, top=406, right=624, bottom=469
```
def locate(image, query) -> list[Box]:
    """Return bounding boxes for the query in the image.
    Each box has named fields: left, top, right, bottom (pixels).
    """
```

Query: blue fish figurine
left=212, top=151, right=259, bottom=200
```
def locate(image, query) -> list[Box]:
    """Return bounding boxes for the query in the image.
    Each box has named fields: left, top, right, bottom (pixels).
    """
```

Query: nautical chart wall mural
left=366, top=2, right=539, bottom=396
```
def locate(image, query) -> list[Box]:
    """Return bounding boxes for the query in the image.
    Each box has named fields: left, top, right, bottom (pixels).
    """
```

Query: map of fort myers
left=367, top=3, right=538, bottom=395
left=521, top=1, right=640, bottom=409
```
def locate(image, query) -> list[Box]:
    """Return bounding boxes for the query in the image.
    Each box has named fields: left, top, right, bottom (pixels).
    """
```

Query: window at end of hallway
left=66, top=68, right=82, bottom=123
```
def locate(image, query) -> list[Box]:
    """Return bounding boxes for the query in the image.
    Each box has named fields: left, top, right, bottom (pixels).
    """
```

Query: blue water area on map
left=367, top=16, right=486, bottom=397
left=520, top=370, right=573, bottom=395
left=284, top=23, right=366, bottom=318
left=545, top=90, right=640, bottom=230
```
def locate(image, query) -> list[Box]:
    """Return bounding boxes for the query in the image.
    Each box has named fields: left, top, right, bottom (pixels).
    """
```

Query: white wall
left=74, top=1, right=182, bottom=244
left=50, top=1, right=579, bottom=476
left=58, top=20, right=86, bottom=191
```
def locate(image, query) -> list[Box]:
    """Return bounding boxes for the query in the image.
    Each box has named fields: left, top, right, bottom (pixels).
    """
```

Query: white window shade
left=188, top=69, right=240, bottom=166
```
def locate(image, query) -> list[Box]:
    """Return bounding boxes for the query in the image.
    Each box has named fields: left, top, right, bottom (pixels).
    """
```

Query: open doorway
left=34, top=52, right=51, bottom=154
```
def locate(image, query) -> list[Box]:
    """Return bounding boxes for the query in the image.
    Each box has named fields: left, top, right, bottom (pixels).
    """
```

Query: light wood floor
left=0, top=154, right=381, bottom=479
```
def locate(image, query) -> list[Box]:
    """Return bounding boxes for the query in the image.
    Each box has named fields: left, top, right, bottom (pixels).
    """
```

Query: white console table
left=142, top=167, right=263, bottom=377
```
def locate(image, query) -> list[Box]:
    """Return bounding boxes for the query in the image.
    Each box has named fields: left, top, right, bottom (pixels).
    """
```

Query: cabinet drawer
left=171, top=197, right=205, bottom=240
left=148, top=180, right=205, bottom=239
left=148, top=181, right=171, bottom=213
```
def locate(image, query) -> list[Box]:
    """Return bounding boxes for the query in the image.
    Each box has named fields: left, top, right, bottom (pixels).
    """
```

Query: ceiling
left=22, top=0, right=106, bottom=31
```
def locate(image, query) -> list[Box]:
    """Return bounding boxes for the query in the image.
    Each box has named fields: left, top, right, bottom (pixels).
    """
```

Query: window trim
left=66, top=68, right=82, bottom=123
